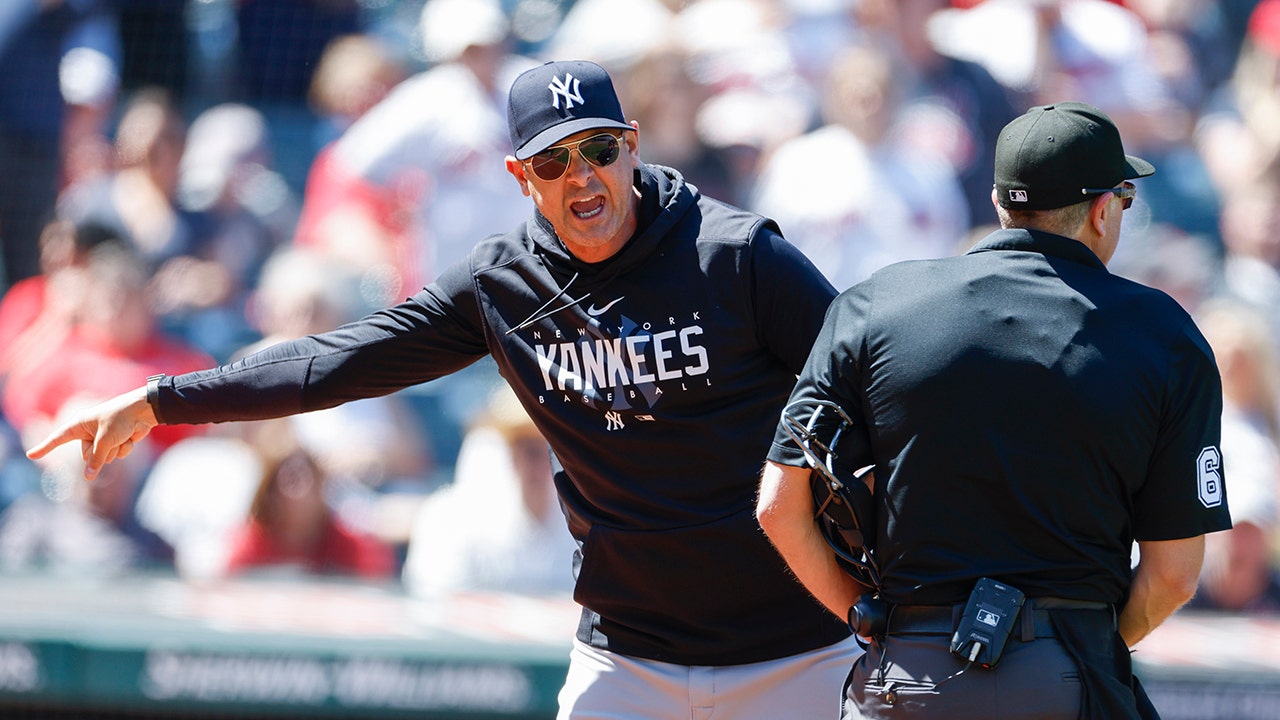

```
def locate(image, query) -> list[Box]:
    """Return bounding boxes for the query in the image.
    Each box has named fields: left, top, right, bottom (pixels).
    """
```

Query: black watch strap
left=145, top=373, right=166, bottom=422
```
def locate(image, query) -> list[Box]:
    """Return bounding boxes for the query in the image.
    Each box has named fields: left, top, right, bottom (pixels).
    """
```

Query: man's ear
left=1089, top=195, right=1109, bottom=236
left=622, top=120, right=641, bottom=160
left=505, top=156, right=532, bottom=197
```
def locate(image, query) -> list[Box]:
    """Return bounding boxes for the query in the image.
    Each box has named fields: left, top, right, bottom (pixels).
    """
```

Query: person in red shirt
left=224, top=445, right=395, bottom=579
left=1, top=241, right=212, bottom=449
left=0, top=221, right=116, bottom=383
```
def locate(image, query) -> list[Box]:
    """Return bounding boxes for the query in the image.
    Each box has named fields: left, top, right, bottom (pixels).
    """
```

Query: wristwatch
left=145, top=373, right=165, bottom=420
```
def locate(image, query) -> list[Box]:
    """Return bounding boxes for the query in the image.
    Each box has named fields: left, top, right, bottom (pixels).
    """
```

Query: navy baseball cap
left=508, top=60, right=632, bottom=161
left=995, top=102, right=1155, bottom=210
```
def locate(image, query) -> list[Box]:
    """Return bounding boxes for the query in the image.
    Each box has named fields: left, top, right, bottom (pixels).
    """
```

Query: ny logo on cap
left=548, top=73, right=585, bottom=110
left=1009, top=190, right=1028, bottom=203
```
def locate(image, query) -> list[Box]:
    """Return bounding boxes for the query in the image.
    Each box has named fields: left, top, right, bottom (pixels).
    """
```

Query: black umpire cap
left=994, top=101, right=1155, bottom=211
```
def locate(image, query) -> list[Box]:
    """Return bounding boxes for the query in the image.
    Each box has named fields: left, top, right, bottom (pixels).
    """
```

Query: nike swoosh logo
left=586, top=297, right=625, bottom=316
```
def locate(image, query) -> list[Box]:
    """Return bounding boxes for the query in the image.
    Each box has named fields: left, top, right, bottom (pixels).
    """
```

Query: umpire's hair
left=996, top=199, right=1093, bottom=238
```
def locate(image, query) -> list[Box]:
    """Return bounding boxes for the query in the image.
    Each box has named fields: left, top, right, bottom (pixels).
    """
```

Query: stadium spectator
left=292, top=0, right=535, bottom=304
left=1186, top=298, right=1280, bottom=614
left=290, top=0, right=535, bottom=525
left=236, top=247, right=437, bottom=540
left=1187, top=519, right=1280, bottom=613
left=751, top=39, right=969, bottom=291
left=611, top=43, right=737, bottom=210
left=1122, top=0, right=1241, bottom=114
left=307, top=33, right=407, bottom=151
left=57, top=87, right=198, bottom=271
left=1214, top=177, right=1280, bottom=349
left=155, top=102, right=298, bottom=361
left=550, top=0, right=814, bottom=208
left=1198, top=0, right=1280, bottom=193
left=133, top=426, right=266, bottom=581
left=0, top=409, right=170, bottom=575
left=853, top=0, right=1019, bottom=227
left=0, top=0, right=119, bottom=290
left=0, top=220, right=115, bottom=383
left=1201, top=299, right=1280, bottom=529
left=403, top=385, right=576, bottom=597
left=222, top=443, right=396, bottom=580
left=692, top=85, right=810, bottom=210
left=288, top=28, right=408, bottom=306
left=1190, top=513, right=1280, bottom=616
left=933, top=0, right=1215, bottom=239
left=1, top=242, right=212, bottom=450
left=1095, top=0, right=1224, bottom=238
left=931, top=0, right=1167, bottom=117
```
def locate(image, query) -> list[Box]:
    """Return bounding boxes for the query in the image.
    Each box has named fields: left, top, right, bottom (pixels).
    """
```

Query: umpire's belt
left=888, top=598, right=1111, bottom=641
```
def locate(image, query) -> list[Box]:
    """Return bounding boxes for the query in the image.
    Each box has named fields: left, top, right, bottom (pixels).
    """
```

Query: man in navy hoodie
left=29, top=60, right=855, bottom=718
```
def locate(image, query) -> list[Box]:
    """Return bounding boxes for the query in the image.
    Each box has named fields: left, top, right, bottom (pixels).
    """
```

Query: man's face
left=506, top=124, right=641, bottom=263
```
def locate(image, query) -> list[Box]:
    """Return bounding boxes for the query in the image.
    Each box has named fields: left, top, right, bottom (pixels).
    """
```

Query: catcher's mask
left=780, top=398, right=882, bottom=593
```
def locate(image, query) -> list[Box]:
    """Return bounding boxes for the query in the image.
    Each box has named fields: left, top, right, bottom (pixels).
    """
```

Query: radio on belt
left=949, top=577, right=1025, bottom=669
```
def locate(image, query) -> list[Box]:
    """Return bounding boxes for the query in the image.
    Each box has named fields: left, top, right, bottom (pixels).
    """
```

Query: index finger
left=25, top=423, right=89, bottom=462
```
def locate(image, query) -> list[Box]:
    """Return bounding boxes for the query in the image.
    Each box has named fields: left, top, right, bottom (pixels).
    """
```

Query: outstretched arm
left=26, top=385, right=157, bottom=481
left=1119, top=536, right=1204, bottom=648
left=757, top=460, right=866, bottom=619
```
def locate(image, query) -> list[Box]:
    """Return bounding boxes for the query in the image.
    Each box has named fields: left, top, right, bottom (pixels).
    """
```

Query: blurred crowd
left=0, top=0, right=1278, bottom=616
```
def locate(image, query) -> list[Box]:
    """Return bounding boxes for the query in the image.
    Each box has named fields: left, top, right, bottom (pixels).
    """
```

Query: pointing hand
left=26, top=386, right=158, bottom=481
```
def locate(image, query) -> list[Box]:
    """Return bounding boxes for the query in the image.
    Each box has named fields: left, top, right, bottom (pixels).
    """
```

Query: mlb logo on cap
left=508, top=60, right=632, bottom=160
left=1009, top=190, right=1028, bottom=203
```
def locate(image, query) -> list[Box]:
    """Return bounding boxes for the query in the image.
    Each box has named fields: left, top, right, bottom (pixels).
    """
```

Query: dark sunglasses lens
left=530, top=148, right=570, bottom=180
left=581, top=135, right=620, bottom=167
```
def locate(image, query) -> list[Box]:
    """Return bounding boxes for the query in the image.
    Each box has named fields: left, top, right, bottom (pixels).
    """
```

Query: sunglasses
left=525, top=132, right=625, bottom=181
left=1081, top=181, right=1136, bottom=210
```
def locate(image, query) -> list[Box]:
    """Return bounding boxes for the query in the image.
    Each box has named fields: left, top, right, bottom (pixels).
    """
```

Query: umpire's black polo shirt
left=771, top=228, right=1231, bottom=606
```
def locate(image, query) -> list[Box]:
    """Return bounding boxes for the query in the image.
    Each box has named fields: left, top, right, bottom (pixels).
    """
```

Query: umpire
left=757, top=101, right=1232, bottom=719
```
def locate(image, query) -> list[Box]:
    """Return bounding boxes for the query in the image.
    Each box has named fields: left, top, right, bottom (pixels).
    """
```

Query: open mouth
left=571, top=196, right=605, bottom=219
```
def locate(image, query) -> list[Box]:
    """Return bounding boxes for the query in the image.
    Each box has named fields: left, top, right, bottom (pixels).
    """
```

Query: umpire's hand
left=26, top=385, right=157, bottom=481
